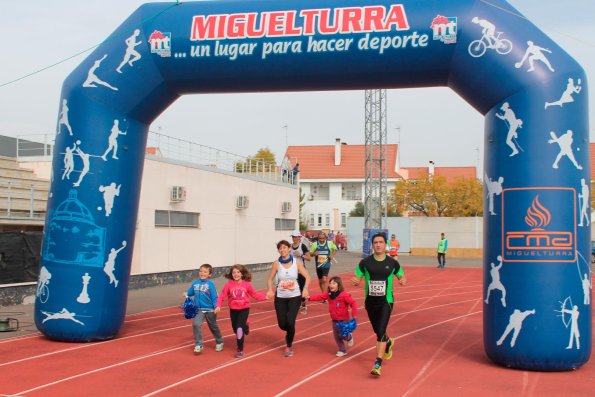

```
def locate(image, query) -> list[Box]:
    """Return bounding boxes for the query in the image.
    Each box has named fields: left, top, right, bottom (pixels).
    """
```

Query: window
left=311, top=184, right=330, bottom=200
left=342, top=183, right=362, bottom=201
left=317, top=214, right=322, bottom=227
left=325, top=213, right=330, bottom=227
left=275, top=218, right=296, bottom=230
left=309, top=214, right=315, bottom=227
left=155, top=210, right=199, bottom=228
left=341, top=213, right=347, bottom=227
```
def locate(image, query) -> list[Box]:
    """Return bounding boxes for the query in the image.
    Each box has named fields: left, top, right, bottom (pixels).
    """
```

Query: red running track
left=0, top=267, right=593, bottom=396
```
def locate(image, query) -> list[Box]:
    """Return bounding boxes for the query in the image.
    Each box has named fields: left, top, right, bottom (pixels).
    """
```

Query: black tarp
left=0, top=231, right=42, bottom=284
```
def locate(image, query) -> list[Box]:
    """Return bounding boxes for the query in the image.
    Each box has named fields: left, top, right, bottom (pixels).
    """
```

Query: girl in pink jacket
left=215, top=264, right=267, bottom=357
left=309, top=276, right=358, bottom=357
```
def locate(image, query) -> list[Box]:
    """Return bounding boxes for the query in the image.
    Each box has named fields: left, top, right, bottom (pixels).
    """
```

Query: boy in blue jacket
left=185, top=264, right=224, bottom=353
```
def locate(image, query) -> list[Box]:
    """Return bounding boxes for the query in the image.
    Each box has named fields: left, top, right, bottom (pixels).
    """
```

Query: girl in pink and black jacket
left=309, top=276, right=358, bottom=357
left=215, top=264, right=267, bottom=358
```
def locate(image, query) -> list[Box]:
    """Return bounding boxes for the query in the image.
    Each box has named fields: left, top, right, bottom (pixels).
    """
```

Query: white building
left=15, top=150, right=298, bottom=276
left=285, top=138, right=477, bottom=234
left=285, top=138, right=401, bottom=233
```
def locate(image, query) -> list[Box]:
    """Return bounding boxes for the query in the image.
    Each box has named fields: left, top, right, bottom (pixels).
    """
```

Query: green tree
left=391, top=176, right=482, bottom=217
left=443, top=177, right=483, bottom=216
left=349, top=201, right=365, bottom=216
left=349, top=201, right=401, bottom=217
left=391, top=177, right=441, bottom=216
left=235, top=147, right=277, bottom=173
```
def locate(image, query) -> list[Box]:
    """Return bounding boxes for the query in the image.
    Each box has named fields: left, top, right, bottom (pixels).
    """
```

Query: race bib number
left=280, top=279, right=296, bottom=290
left=317, top=255, right=328, bottom=264
left=368, top=280, right=386, bottom=296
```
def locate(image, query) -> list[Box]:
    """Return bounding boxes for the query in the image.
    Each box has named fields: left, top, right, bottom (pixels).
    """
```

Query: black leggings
left=365, top=300, right=393, bottom=342
left=230, top=308, right=249, bottom=351
left=274, top=296, right=302, bottom=347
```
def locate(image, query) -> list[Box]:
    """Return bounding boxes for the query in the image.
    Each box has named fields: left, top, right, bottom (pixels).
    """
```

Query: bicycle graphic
left=37, top=282, right=50, bottom=303
left=468, top=32, right=512, bottom=58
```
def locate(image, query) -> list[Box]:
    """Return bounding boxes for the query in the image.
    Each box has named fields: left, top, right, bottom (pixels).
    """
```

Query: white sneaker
left=336, top=351, right=347, bottom=357
left=193, top=345, right=203, bottom=354
left=215, top=343, right=224, bottom=352
left=347, top=335, right=354, bottom=347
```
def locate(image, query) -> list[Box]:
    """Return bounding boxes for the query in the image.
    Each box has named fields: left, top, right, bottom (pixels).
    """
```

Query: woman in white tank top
left=267, top=240, right=311, bottom=357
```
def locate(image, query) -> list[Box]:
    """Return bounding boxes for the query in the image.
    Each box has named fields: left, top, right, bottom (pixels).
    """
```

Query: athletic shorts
left=315, top=264, right=331, bottom=279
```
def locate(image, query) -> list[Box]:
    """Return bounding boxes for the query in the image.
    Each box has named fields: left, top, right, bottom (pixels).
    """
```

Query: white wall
left=409, top=217, right=483, bottom=249
left=132, top=157, right=298, bottom=274
left=18, top=159, right=52, bottom=179
left=20, top=156, right=299, bottom=275
left=346, top=216, right=483, bottom=253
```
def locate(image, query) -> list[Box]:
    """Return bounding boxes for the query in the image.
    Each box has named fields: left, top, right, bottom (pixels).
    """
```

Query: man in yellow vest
left=437, top=233, right=448, bottom=268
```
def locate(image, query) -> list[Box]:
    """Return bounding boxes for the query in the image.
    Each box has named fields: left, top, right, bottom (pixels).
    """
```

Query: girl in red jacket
left=215, top=265, right=267, bottom=358
left=309, top=276, right=358, bottom=356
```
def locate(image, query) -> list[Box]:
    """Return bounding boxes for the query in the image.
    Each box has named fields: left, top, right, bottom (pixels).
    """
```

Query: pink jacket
left=216, top=280, right=266, bottom=311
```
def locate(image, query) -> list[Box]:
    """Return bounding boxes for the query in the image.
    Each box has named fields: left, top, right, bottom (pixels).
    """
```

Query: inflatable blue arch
left=37, top=0, right=590, bottom=370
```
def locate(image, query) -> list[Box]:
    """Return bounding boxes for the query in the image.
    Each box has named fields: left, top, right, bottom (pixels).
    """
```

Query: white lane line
left=402, top=299, right=482, bottom=396
left=142, top=299, right=482, bottom=396
left=11, top=322, right=283, bottom=396
left=0, top=333, right=42, bottom=344
left=273, top=309, right=483, bottom=397
left=12, top=297, right=480, bottom=395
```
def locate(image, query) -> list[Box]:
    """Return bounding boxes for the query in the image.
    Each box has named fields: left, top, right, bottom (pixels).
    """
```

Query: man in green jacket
left=437, top=232, right=448, bottom=268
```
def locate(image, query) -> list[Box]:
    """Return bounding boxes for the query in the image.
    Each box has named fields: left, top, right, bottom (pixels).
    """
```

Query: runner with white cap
left=290, top=230, right=311, bottom=314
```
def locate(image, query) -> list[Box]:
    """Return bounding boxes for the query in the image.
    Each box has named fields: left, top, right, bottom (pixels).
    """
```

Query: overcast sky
left=1, top=1, right=593, bottom=172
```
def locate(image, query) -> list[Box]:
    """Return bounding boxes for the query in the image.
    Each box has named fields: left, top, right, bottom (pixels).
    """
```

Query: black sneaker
left=384, top=338, right=395, bottom=360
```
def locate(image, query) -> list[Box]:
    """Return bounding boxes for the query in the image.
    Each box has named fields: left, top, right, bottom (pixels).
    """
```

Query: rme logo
left=502, top=188, right=576, bottom=262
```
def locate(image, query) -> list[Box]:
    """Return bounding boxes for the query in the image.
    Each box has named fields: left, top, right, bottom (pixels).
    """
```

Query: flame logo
left=524, top=195, right=551, bottom=229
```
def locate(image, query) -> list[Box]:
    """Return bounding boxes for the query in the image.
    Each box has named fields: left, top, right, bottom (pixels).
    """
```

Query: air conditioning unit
left=307, top=194, right=314, bottom=201
left=170, top=186, right=186, bottom=202
left=236, top=195, right=249, bottom=209
left=281, top=202, right=292, bottom=213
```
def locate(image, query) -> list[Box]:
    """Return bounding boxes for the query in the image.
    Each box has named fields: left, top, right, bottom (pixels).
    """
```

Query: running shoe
left=383, top=337, right=395, bottom=360
left=300, top=302, right=307, bottom=314
left=245, top=322, right=250, bottom=336
left=215, top=343, right=224, bottom=352
left=283, top=346, right=294, bottom=357
left=193, top=345, right=203, bottom=354
left=370, top=362, right=382, bottom=376
left=336, top=351, right=347, bottom=357
left=235, top=350, right=244, bottom=358
left=347, top=335, right=354, bottom=347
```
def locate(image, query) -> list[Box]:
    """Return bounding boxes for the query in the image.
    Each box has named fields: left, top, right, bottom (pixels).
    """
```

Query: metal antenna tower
left=364, top=89, right=388, bottom=229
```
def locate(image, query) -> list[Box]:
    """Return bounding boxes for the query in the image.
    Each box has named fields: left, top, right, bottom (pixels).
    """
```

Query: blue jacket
left=186, top=279, right=218, bottom=310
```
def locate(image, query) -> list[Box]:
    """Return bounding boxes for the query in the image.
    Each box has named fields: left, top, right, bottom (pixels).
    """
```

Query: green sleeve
left=396, top=267, right=405, bottom=278
left=309, top=242, right=317, bottom=254
left=329, top=241, right=337, bottom=252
